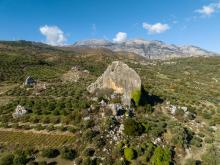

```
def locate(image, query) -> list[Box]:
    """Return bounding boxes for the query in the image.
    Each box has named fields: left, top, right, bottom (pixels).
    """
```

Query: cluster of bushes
left=123, top=117, right=167, bottom=137
left=0, top=146, right=78, bottom=165
left=114, top=142, right=172, bottom=164
left=0, top=150, right=28, bottom=165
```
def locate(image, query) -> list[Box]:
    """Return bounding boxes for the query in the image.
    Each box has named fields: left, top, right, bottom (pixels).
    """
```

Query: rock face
left=72, top=39, right=216, bottom=59
left=87, top=61, right=141, bottom=106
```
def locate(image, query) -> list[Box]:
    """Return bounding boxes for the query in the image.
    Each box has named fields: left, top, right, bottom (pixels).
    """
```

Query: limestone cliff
left=87, top=61, right=141, bottom=106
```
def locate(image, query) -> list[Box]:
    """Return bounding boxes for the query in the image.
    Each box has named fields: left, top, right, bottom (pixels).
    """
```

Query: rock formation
left=87, top=61, right=141, bottom=106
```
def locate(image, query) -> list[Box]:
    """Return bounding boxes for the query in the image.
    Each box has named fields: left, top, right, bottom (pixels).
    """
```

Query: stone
left=12, top=105, right=27, bottom=118
left=169, top=105, right=177, bottom=115
left=108, top=104, right=125, bottom=116
left=24, top=76, right=36, bottom=86
left=100, top=100, right=107, bottom=107
left=87, top=61, right=141, bottom=106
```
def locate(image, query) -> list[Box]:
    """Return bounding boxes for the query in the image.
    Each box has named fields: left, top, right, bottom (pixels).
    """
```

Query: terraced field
left=0, top=130, right=75, bottom=149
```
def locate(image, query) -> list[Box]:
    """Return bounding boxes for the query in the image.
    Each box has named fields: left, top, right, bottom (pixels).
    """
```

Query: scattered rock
left=99, top=100, right=107, bottom=107
left=12, top=105, right=27, bottom=118
left=24, top=76, right=36, bottom=86
left=87, top=61, right=141, bottom=106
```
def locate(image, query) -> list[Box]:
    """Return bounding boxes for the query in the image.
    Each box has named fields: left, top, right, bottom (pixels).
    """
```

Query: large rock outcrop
left=87, top=61, right=141, bottom=106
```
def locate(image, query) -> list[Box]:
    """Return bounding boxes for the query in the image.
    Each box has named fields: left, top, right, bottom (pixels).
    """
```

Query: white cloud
left=142, top=22, right=170, bottom=34
left=113, top=32, right=127, bottom=43
left=195, top=1, right=220, bottom=16
left=196, top=6, right=215, bottom=16
left=39, top=25, right=67, bottom=46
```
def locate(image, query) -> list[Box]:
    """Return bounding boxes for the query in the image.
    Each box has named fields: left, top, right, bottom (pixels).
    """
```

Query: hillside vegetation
left=0, top=41, right=219, bottom=165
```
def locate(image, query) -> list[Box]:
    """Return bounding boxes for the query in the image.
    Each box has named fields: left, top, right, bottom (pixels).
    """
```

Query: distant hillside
left=70, top=39, right=217, bottom=59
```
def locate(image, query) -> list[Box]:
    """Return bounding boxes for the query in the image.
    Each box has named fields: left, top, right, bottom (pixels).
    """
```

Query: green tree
left=41, top=148, right=59, bottom=158
left=150, top=146, right=171, bottom=165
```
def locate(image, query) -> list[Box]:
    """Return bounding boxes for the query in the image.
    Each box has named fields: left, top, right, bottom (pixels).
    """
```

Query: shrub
left=143, top=143, right=155, bottom=161
left=13, top=151, right=28, bottom=165
left=41, top=148, right=59, bottom=158
left=150, top=146, right=171, bottom=165
left=190, top=137, right=202, bottom=147
left=123, top=118, right=144, bottom=136
left=94, top=136, right=106, bottom=148
left=0, top=153, right=14, bottom=165
left=83, top=148, right=95, bottom=157
left=82, top=129, right=98, bottom=142
left=61, top=147, right=76, bottom=160
left=124, top=147, right=136, bottom=161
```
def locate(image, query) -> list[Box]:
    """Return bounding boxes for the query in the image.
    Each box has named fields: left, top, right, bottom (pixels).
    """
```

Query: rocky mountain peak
left=70, top=39, right=217, bottom=59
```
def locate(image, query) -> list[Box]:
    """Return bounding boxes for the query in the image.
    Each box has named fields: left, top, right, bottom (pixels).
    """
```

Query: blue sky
left=0, top=0, right=220, bottom=52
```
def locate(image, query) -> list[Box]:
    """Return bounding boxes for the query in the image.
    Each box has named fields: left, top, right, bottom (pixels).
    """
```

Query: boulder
left=12, top=105, right=27, bottom=118
left=87, top=61, right=141, bottom=106
left=24, top=76, right=36, bottom=86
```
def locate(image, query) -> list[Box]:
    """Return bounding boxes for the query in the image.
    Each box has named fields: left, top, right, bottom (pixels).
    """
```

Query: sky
left=0, top=0, right=220, bottom=52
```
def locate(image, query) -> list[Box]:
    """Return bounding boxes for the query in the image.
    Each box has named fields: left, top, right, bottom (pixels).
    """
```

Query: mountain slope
left=71, top=39, right=216, bottom=59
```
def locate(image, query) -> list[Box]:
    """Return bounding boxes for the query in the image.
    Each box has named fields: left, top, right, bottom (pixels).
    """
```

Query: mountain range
left=70, top=39, right=217, bottom=59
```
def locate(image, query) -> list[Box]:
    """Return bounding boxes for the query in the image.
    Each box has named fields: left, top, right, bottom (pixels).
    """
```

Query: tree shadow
left=139, top=85, right=164, bottom=106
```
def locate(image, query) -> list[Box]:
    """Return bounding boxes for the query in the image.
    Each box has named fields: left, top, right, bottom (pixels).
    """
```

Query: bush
left=82, top=129, right=98, bottom=142
left=124, top=147, right=136, bottom=161
left=13, top=151, right=28, bottom=165
left=123, top=118, right=144, bottom=136
left=143, top=143, right=155, bottom=161
left=41, top=148, right=59, bottom=158
left=150, top=146, right=171, bottom=165
left=190, top=137, right=202, bottom=147
left=0, top=153, right=14, bottom=165
left=61, top=147, right=76, bottom=160
left=83, top=148, right=95, bottom=157
left=94, top=136, right=106, bottom=148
